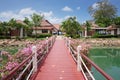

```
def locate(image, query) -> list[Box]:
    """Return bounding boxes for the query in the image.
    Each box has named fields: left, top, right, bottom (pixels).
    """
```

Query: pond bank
left=81, top=38, right=120, bottom=47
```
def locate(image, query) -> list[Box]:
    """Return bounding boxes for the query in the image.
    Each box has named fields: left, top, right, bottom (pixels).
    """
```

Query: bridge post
left=68, top=37, right=71, bottom=52
left=65, top=37, right=67, bottom=46
left=51, top=36, right=54, bottom=47
left=32, top=46, right=38, bottom=72
left=77, top=45, right=82, bottom=71
left=46, top=37, right=49, bottom=53
left=51, top=37, right=53, bottom=47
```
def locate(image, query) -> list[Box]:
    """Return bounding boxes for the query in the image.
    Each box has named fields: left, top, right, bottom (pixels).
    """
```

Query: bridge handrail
left=1, top=36, right=56, bottom=80
left=65, top=37, right=113, bottom=80
left=81, top=52, right=113, bottom=80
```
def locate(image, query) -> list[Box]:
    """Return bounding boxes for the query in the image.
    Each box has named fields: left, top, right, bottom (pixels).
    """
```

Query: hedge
left=32, top=33, right=52, bottom=38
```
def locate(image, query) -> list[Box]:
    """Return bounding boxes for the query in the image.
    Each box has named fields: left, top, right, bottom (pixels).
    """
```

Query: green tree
left=23, top=17, right=33, bottom=37
left=95, top=17, right=112, bottom=27
left=0, top=22, right=10, bottom=36
left=8, top=18, right=26, bottom=38
left=113, top=17, right=120, bottom=27
left=61, top=17, right=81, bottom=38
left=85, top=21, right=91, bottom=37
left=89, top=0, right=117, bottom=27
left=31, top=13, right=43, bottom=39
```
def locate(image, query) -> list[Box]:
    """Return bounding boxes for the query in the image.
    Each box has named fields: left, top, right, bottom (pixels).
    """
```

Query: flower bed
left=0, top=40, right=43, bottom=78
left=0, top=36, right=55, bottom=79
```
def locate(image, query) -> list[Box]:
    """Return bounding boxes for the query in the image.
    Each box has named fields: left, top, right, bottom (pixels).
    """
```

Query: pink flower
left=5, top=62, right=18, bottom=71
left=21, top=47, right=32, bottom=56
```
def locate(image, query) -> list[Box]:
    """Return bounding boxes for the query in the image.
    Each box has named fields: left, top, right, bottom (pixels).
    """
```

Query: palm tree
left=61, top=17, right=81, bottom=38
left=8, top=18, right=26, bottom=39
left=31, top=13, right=43, bottom=39
left=1, top=22, right=10, bottom=37
left=23, top=17, right=33, bottom=37
left=84, top=21, right=91, bottom=38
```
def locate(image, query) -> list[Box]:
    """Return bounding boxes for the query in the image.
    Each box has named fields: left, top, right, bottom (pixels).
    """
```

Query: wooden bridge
left=1, top=36, right=113, bottom=80
left=35, top=36, right=85, bottom=80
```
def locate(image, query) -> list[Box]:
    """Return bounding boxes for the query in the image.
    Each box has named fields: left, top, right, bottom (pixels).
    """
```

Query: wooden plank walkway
left=35, top=36, right=85, bottom=80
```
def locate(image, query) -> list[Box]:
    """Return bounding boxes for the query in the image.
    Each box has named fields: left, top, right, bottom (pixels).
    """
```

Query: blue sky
left=0, top=0, right=120, bottom=24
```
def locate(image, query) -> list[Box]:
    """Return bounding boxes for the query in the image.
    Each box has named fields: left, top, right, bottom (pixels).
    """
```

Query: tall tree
left=89, top=0, right=117, bottom=27
left=85, top=21, right=91, bottom=37
left=31, top=13, right=43, bottom=39
left=8, top=18, right=26, bottom=38
left=61, top=17, right=81, bottom=38
left=113, top=17, right=120, bottom=27
left=0, top=22, right=9, bottom=36
left=23, top=17, right=33, bottom=37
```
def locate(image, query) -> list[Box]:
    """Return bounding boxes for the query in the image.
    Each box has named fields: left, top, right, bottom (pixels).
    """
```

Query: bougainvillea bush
left=0, top=36, right=54, bottom=78
left=0, top=41, right=42, bottom=78
left=70, top=38, right=91, bottom=71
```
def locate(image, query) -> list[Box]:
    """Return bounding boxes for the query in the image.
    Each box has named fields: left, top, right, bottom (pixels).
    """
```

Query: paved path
left=35, top=37, right=85, bottom=80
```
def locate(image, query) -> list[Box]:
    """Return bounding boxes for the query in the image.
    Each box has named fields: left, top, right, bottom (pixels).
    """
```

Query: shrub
left=92, top=33, right=119, bottom=38
left=0, top=36, right=11, bottom=39
left=32, top=33, right=52, bottom=38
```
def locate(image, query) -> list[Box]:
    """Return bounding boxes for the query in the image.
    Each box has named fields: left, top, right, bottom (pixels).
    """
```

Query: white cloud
left=19, top=8, right=37, bottom=15
left=77, top=7, right=80, bottom=10
left=92, top=3, right=99, bottom=9
left=62, top=6, right=73, bottom=12
left=0, top=8, right=65, bottom=24
left=48, top=17, right=63, bottom=24
left=0, top=8, right=39, bottom=21
left=42, top=11, right=53, bottom=18
left=0, top=7, right=78, bottom=24
left=64, top=15, right=71, bottom=19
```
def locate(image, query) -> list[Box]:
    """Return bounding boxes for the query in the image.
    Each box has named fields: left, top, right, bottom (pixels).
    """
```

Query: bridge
left=1, top=36, right=113, bottom=80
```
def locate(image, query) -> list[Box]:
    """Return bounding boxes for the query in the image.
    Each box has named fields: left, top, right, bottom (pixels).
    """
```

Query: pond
left=89, top=48, right=120, bottom=80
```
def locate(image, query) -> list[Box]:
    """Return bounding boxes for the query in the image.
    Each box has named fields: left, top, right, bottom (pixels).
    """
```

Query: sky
left=0, top=0, right=120, bottom=24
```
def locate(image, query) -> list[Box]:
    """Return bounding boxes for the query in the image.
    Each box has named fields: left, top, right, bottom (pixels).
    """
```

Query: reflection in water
left=89, top=48, right=120, bottom=80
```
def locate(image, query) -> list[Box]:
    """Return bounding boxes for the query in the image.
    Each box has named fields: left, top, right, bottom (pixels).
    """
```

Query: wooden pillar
left=77, top=45, right=82, bottom=71
left=32, top=46, right=37, bottom=72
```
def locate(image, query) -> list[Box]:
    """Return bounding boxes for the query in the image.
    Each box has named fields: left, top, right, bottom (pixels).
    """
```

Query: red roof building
left=10, top=20, right=26, bottom=38
left=32, top=20, right=58, bottom=34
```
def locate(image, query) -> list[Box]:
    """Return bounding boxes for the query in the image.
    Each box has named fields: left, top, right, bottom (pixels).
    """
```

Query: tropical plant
left=113, top=17, right=120, bottom=27
left=8, top=18, right=27, bottom=39
left=23, top=17, right=33, bottom=37
left=61, top=17, right=81, bottom=38
left=84, top=21, right=91, bottom=37
left=31, top=13, right=43, bottom=39
left=88, top=0, right=117, bottom=27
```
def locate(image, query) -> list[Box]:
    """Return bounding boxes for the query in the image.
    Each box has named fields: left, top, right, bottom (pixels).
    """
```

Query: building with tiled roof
left=32, top=20, right=58, bottom=34
left=53, top=24, right=62, bottom=35
left=82, top=21, right=120, bottom=37
left=10, top=20, right=26, bottom=38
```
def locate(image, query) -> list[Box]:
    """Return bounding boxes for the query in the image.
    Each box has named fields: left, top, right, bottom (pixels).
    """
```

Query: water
left=89, top=48, right=120, bottom=80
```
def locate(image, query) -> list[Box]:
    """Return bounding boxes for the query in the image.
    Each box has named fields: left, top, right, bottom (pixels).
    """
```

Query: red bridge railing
left=1, top=36, right=56, bottom=80
left=65, top=37, right=113, bottom=80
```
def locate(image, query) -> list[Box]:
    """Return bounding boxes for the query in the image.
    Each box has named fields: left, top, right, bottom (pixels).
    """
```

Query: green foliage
left=89, top=0, right=117, bottom=27
left=0, top=21, right=10, bottom=36
left=113, top=17, right=120, bottom=27
left=92, top=32, right=99, bottom=38
left=61, top=17, right=81, bottom=38
left=31, top=13, right=43, bottom=27
left=95, top=17, right=112, bottom=27
left=85, top=21, right=91, bottom=31
left=89, top=0, right=117, bottom=19
left=92, top=33, right=119, bottom=38
left=23, top=17, right=33, bottom=36
left=0, top=36, right=11, bottom=39
left=32, top=33, right=52, bottom=38
left=31, top=13, right=43, bottom=39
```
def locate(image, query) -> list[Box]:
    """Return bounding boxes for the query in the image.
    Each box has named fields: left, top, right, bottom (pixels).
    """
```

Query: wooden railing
left=65, top=37, right=113, bottom=80
left=1, top=36, right=56, bottom=80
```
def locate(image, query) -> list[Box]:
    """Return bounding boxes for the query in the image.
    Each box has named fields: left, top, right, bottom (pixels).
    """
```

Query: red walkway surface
left=35, top=37, right=85, bottom=80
